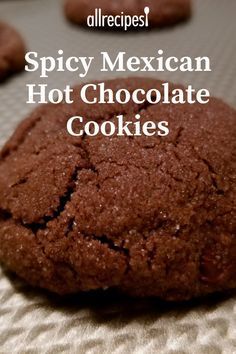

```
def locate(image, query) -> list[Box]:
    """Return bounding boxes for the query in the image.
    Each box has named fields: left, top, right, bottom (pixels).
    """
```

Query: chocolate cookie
left=0, top=78, right=235, bottom=301
left=0, top=22, right=25, bottom=82
left=64, top=0, right=191, bottom=28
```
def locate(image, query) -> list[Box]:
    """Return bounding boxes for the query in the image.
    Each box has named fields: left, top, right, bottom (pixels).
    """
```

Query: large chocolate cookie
left=0, top=22, right=25, bottom=82
left=64, top=0, right=191, bottom=28
left=0, top=78, right=235, bottom=301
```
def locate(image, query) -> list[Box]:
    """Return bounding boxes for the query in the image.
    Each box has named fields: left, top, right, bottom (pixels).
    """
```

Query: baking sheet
left=0, top=0, right=236, bottom=353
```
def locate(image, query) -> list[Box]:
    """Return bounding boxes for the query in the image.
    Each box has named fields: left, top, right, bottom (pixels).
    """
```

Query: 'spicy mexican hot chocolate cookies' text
left=0, top=78, right=235, bottom=301
left=64, top=0, right=191, bottom=28
left=0, top=22, right=26, bottom=82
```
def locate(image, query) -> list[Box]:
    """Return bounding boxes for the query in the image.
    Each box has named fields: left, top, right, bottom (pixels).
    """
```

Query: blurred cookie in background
left=0, top=22, right=26, bottom=82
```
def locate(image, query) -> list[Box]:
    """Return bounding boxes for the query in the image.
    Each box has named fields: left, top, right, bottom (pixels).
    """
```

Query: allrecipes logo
left=87, top=7, right=150, bottom=31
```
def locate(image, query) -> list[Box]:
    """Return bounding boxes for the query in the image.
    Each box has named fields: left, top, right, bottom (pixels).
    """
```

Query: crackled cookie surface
left=0, top=78, right=235, bottom=300
left=64, top=0, right=191, bottom=28
left=0, top=22, right=25, bottom=81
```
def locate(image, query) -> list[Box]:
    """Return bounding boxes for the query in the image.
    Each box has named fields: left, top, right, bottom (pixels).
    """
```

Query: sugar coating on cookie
left=0, top=78, right=235, bottom=301
left=0, top=22, right=26, bottom=82
left=64, top=0, right=191, bottom=28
